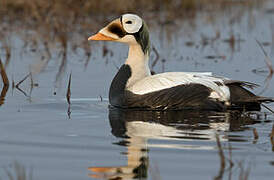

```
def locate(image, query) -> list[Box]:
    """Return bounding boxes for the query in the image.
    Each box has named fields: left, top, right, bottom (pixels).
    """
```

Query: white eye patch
left=122, top=14, right=143, bottom=34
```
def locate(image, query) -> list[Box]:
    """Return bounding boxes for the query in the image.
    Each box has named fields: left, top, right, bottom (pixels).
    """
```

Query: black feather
left=107, top=24, right=126, bottom=38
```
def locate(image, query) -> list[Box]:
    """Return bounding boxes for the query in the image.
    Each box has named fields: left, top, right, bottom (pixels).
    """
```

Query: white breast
left=127, top=72, right=230, bottom=102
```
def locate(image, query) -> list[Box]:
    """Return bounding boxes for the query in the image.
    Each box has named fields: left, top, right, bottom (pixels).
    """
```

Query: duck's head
left=88, top=14, right=150, bottom=54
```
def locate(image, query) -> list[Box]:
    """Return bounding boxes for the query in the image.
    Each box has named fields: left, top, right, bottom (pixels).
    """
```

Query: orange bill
left=88, top=167, right=114, bottom=172
left=88, top=33, right=116, bottom=41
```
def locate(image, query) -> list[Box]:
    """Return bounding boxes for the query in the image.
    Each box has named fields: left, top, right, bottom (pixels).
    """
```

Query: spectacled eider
left=88, top=14, right=274, bottom=111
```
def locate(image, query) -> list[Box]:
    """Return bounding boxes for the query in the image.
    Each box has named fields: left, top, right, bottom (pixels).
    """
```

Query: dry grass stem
left=255, top=39, right=274, bottom=95
left=261, top=104, right=274, bottom=114
left=0, top=59, right=9, bottom=86
left=0, top=83, right=9, bottom=106
left=66, top=72, right=72, bottom=119
left=258, top=73, right=273, bottom=95
left=256, top=39, right=274, bottom=74
left=151, top=46, right=160, bottom=69
left=66, top=72, right=72, bottom=105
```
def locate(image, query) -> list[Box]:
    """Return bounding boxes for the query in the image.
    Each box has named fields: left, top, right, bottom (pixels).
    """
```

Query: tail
left=224, top=80, right=274, bottom=111
left=254, top=97, right=274, bottom=103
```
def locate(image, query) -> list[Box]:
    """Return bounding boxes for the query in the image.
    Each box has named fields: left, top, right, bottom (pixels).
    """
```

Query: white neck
left=125, top=44, right=151, bottom=88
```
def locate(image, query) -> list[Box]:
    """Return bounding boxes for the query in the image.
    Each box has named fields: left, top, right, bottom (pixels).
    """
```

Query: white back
left=127, top=72, right=231, bottom=102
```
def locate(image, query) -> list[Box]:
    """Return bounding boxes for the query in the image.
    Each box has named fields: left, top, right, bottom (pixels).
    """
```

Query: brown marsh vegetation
left=0, top=0, right=272, bottom=99
left=0, top=0, right=269, bottom=61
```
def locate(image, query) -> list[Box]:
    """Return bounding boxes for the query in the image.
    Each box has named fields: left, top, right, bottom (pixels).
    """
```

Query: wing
left=125, top=83, right=225, bottom=110
left=127, top=72, right=231, bottom=102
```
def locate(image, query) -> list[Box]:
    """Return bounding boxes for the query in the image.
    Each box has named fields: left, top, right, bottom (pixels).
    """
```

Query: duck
left=88, top=14, right=274, bottom=111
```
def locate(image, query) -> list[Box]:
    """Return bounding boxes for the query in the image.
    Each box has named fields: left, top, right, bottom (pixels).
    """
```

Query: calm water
left=0, top=1, right=274, bottom=180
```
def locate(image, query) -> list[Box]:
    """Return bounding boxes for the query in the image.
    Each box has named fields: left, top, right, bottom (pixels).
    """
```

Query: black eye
left=125, top=21, right=132, bottom=24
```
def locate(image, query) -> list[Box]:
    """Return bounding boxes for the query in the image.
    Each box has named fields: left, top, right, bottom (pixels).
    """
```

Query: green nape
left=135, top=21, right=150, bottom=55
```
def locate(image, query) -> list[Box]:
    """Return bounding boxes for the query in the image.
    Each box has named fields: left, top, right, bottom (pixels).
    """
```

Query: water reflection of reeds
left=2, top=161, right=32, bottom=180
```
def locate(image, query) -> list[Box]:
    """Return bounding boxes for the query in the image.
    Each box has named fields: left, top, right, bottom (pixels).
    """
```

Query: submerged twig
left=15, top=73, right=30, bottom=88
left=228, top=143, right=234, bottom=180
left=253, top=128, right=259, bottom=139
left=270, top=125, right=274, bottom=151
left=253, top=128, right=259, bottom=144
left=238, top=160, right=251, bottom=180
left=16, top=86, right=29, bottom=97
left=214, top=134, right=226, bottom=180
left=84, top=42, right=92, bottom=69
left=30, top=71, right=34, bottom=87
left=270, top=125, right=274, bottom=139
left=67, top=105, right=71, bottom=119
left=102, top=44, right=109, bottom=57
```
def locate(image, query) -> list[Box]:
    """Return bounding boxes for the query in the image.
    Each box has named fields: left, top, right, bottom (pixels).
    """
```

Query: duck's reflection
left=88, top=108, right=258, bottom=179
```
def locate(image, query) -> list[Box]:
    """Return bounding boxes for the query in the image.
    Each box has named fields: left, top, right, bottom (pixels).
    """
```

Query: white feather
left=127, top=72, right=230, bottom=102
left=125, top=44, right=151, bottom=88
left=122, top=14, right=143, bottom=33
left=126, top=121, right=229, bottom=142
